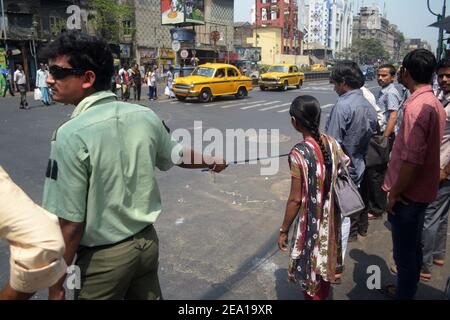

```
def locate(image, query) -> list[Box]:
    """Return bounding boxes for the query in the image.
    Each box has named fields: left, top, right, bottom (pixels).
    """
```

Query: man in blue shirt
left=326, top=61, right=378, bottom=254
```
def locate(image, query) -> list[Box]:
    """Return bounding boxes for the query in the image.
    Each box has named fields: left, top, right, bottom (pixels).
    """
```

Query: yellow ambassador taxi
left=259, top=64, right=305, bottom=91
left=172, top=63, right=253, bottom=103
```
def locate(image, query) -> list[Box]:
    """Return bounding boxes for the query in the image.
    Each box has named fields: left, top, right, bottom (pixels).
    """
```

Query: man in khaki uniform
left=41, top=31, right=226, bottom=300
left=0, top=166, right=66, bottom=300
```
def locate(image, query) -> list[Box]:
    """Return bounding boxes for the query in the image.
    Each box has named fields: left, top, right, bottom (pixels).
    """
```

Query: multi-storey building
left=255, top=0, right=301, bottom=55
left=353, top=5, right=405, bottom=62
left=304, top=0, right=353, bottom=57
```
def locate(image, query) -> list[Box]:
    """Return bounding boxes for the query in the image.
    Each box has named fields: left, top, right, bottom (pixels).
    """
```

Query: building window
left=49, top=16, right=63, bottom=32
left=122, top=20, right=132, bottom=35
left=262, top=8, right=267, bottom=21
left=271, top=9, right=278, bottom=20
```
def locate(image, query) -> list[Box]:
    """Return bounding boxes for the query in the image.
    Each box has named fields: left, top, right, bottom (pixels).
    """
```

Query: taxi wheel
left=282, top=81, right=289, bottom=91
left=199, top=88, right=212, bottom=103
left=296, top=80, right=303, bottom=89
left=175, top=95, right=186, bottom=101
left=260, top=86, right=267, bottom=91
left=235, top=87, right=247, bottom=99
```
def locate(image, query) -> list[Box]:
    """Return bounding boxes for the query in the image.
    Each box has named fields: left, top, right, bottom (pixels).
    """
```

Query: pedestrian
left=166, top=66, right=175, bottom=99
left=381, top=49, right=446, bottom=300
left=153, top=65, right=159, bottom=100
left=131, top=63, right=142, bottom=101
left=0, top=165, right=66, bottom=300
left=325, top=60, right=378, bottom=275
left=278, top=95, right=349, bottom=300
left=359, top=64, right=403, bottom=228
left=13, top=64, right=28, bottom=109
left=36, top=63, right=51, bottom=106
left=40, top=31, right=227, bottom=300
left=2, top=67, right=15, bottom=97
left=420, top=58, right=450, bottom=282
left=127, top=64, right=135, bottom=100
left=118, top=64, right=129, bottom=101
left=147, top=67, right=156, bottom=100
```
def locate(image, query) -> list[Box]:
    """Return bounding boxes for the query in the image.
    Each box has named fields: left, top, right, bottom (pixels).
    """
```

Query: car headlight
left=190, top=83, right=195, bottom=88
left=276, top=77, right=280, bottom=81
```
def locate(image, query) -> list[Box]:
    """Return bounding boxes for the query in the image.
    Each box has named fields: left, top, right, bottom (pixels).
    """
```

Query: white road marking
left=277, top=109, right=289, bottom=113
left=277, top=104, right=333, bottom=113
left=241, top=101, right=281, bottom=110
left=259, top=102, right=291, bottom=111
left=204, top=100, right=238, bottom=107
left=221, top=100, right=266, bottom=109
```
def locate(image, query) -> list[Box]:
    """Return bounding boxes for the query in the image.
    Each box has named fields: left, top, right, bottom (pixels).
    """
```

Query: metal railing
left=304, top=72, right=331, bottom=82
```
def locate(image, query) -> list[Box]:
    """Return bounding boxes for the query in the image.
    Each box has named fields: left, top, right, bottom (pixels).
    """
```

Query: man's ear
left=81, top=71, right=96, bottom=89
left=291, top=116, right=297, bottom=128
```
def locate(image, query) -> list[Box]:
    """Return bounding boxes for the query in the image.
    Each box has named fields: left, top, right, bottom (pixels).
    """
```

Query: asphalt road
left=0, top=81, right=448, bottom=300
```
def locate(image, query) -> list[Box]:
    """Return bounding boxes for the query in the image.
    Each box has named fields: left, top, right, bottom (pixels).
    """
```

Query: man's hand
left=387, top=192, right=409, bottom=216
left=48, top=285, right=65, bottom=300
left=209, top=161, right=228, bottom=173
left=278, top=233, right=289, bottom=252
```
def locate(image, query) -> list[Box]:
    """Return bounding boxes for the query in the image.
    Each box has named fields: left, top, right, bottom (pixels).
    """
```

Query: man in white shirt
left=36, top=63, right=51, bottom=105
left=14, top=64, right=28, bottom=109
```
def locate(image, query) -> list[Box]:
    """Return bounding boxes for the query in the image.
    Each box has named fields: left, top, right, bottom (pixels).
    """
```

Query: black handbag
left=365, top=134, right=390, bottom=168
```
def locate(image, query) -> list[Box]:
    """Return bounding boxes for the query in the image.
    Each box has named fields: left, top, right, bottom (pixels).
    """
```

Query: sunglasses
left=49, top=65, right=86, bottom=79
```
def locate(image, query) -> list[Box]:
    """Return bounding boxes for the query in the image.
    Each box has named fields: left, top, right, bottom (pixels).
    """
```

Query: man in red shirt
left=382, top=49, right=446, bottom=299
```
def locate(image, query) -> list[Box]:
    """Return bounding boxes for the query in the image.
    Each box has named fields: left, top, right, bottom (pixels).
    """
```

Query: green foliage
left=87, top=0, right=133, bottom=43
left=339, top=38, right=390, bottom=64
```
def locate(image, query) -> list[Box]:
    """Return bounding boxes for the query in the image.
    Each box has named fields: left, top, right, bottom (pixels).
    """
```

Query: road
left=0, top=80, right=448, bottom=300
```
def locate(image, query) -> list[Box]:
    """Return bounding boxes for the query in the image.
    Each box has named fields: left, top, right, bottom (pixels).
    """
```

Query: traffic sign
left=180, top=49, right=189, bottom=59
left=172, top=40, right=181, bottom=52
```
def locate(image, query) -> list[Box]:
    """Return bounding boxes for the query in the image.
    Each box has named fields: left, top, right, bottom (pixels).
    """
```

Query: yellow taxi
left=311, top=64, right=328, bottom=72
left=259, top=64, right=305, bottom=91
left=172, top=63, right=253, bottom=102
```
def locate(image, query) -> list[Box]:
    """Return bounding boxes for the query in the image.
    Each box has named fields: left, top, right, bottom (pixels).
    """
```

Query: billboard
left=161, top=0, right=205, bottom=25
left=234, top=47, right=261, bottom=62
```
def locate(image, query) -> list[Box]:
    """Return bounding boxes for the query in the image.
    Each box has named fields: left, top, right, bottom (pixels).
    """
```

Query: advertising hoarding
left=161, top=0, right=205, bottom=25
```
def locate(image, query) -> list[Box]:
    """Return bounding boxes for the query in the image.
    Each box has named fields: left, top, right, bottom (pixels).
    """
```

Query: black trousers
left=3, top=80, right=14, bottom=97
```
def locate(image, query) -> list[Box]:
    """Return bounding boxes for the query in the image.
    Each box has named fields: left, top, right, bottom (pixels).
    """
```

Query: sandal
left=420, top=272, right=432, bottom=282
left=379, top=284, right=396, bottom=299
left=330, top=273, right=342, bottom=285
left=433, top=259, right=444, bottom=266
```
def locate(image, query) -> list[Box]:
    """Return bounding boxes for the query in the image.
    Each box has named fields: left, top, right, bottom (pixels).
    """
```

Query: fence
left=304, top=72, right=331, bottom=82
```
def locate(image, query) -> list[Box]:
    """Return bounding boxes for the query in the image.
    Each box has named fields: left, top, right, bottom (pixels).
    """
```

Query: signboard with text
left=161, top=0, right=205, bottom=25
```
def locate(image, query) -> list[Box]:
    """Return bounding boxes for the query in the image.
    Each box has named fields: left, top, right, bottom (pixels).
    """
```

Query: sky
left=234, top=0, right=448, bottom=52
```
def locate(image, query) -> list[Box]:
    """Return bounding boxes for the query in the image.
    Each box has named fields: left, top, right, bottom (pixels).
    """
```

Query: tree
left=350, top=38, right=390, bottom=64
left=87, top=0, right=133, bottom=44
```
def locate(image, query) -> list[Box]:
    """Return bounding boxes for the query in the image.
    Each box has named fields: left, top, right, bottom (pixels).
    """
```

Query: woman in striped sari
left=278, top=95, right=350, bottom=300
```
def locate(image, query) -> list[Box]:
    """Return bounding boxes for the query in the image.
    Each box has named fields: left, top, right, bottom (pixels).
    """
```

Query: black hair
left=330, top=60, right=365, bottom=89
left=402, top=49, right=436, bottom=84
left=289, top=95, right=331, bottom=168
left=378, top=64, right=396, bottom=76
left=436, top=58, right=450, bottom=72
left=41, top=31, right=114, bottom=91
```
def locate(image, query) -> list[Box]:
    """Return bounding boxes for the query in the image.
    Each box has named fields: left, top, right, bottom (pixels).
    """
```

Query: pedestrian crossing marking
left=259, top=103, right=291, bottom=111
left=241, top=101, right=281, bottom=110
left=221, top=100, right=265, bottom=109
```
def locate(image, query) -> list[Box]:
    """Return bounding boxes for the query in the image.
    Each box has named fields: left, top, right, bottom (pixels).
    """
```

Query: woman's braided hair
left=289, top=95, right=332, bottom=168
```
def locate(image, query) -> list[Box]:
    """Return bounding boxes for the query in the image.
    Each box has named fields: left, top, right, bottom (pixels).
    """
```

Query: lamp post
left=428, top=0, right=447, bottom=59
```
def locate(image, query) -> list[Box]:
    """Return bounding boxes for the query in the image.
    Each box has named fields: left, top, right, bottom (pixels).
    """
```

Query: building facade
left=304, top=0, right=353, bottom=57
left=353, top=5, right=405, bottom=62
left=255, top=0, right=301, bottom=55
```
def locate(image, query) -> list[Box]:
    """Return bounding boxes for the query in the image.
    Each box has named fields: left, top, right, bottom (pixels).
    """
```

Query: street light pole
left=428, top=0, right=447, bottom=59
left=0, top=0, right=7, bottom=49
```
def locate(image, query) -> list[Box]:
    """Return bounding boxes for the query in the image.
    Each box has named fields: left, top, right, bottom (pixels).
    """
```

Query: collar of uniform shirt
left=71, top=91, right=117, bottom=118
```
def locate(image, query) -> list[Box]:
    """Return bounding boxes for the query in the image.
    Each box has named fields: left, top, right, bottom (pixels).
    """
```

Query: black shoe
left=358, top=230, right=368, bottom=237
left=348, top=235, right=358, bottom=243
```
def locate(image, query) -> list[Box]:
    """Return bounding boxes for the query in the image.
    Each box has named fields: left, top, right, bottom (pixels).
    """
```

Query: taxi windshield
left=268, top=66, right=289, bottom=73
left=192, top=67, right=215, bottom=77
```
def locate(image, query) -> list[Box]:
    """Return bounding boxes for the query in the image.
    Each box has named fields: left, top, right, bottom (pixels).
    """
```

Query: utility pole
left=255, top=0, right=258, bottom=48
left=428, top=0, right=447, bottom=60
left=0, top=0, right=6, bottom=50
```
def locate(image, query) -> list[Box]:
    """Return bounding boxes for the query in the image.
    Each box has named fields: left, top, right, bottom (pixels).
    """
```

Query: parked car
left=259, top=64, right=305, bottom=91
left=172, top=63, right=253, bottom=102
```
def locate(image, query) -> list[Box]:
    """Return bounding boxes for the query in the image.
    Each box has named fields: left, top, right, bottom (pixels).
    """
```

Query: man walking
left=2, top=67, right=15, bottom=97
left=41, top=31, right=227, bottom=300
left=382, top=49, right=446, bottom=300
left=36, top=63, right=51, bottom=105
left=13, top=64, right=28, bottom=109
left=420, top=58, right=450, bottom=281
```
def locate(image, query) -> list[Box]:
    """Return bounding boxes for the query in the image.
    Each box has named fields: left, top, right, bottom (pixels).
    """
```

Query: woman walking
left=278, top=95, right=349, bottom=300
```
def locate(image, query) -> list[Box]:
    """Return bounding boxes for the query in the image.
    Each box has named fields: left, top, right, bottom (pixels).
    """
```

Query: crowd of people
left=0, top=31, right=448, bottom=301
